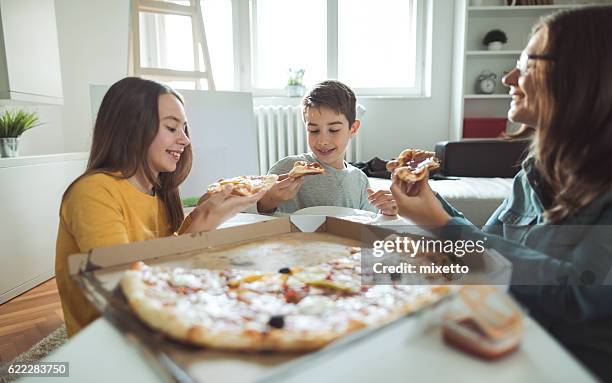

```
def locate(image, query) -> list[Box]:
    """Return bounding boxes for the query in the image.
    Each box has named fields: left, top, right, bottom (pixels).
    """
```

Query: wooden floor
left=0, top=278, right=64, bottom=364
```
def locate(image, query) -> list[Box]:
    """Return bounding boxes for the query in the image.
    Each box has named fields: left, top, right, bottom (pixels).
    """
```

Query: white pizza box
left=67, top=215, right=511, bottom=383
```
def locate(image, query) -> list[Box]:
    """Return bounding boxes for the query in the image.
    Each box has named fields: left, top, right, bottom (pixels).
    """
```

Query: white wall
left=254, top=0, right=455, bottom=162
left=54, top=0, right=130, bottom=152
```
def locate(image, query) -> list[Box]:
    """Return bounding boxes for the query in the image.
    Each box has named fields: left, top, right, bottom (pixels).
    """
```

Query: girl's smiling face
left=147, top=93, right=191, bottom=174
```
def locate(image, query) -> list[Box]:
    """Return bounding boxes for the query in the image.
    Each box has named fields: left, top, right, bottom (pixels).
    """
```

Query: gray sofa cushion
left=368, top=177, right=512, bottom=228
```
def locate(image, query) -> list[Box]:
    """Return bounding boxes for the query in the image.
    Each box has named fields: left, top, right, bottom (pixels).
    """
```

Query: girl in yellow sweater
left=56, top=77, right=264, bottom=336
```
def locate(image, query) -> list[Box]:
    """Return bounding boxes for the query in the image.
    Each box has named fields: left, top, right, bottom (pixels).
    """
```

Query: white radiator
left=254, top=104, right=365, bottom=173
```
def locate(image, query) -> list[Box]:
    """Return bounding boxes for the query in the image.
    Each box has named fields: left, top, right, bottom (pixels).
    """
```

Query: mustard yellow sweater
left=56, top=172, right=174, bottom=336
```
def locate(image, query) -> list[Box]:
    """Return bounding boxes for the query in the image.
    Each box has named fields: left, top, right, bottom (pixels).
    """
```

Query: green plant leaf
left=0, top=109, right=42, bottom=138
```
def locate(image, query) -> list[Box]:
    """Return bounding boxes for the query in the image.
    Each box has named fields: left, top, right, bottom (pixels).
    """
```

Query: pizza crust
left=121, top=269, right=194, bottom=341
left=186, top=324, right=337, bottom=351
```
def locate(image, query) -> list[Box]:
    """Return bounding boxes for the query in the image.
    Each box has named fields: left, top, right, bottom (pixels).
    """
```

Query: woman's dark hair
left=529, top=6, right=612, bottom=222
left=66, top=77, right=192, bottom=232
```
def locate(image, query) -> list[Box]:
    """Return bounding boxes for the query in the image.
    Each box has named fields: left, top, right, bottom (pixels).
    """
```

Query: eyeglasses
left=516, top=52, right=553, bottom=76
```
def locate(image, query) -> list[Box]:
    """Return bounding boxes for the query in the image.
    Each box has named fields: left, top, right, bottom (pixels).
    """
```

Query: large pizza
left=121, top=244, right=449, bottom=351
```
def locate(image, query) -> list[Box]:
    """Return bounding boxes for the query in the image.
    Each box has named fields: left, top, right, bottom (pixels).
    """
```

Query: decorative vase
left=487, top=41, right=503, bottom=51
left=285, top=85, right=306, bottom=97
left=0, top=137, right=20, bottom=158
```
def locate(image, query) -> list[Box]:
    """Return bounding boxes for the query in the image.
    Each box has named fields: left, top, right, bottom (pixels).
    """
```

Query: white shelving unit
left=449, top=0, right=611, bottom=139
left=465, top=50, right=522, bottom=56
left=464, top=94, right=511, bottom=99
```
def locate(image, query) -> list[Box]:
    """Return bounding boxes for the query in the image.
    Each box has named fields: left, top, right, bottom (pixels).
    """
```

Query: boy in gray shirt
left=257, top=80, right=397, bottom=215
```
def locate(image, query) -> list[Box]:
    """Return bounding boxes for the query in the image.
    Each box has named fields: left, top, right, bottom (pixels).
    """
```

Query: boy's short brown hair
left=302, top=80, right=356, bottom=127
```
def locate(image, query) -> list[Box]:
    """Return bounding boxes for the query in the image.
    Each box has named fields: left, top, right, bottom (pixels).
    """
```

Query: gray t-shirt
left=267, top=153, right=377, bottom=214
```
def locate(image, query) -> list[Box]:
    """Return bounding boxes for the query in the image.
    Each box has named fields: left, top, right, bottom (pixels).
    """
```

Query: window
left=251, top=0, right=327, bottom=89
left=132, top=0, right=428, bottom=95
left=139, top=12, right=195, bottom=72
left=130, top=0, right=215, bottom=90
left=247, top=0, right=426, bottom=95
left=337, top=0, right=418, bottom=90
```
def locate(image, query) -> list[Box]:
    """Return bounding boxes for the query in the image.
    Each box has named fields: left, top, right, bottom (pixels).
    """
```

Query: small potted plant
left=0, top=109, right=42, bottom=158
left=483, top=29, right=508, bottom=51
left=285, top=68, right=306, bottom=97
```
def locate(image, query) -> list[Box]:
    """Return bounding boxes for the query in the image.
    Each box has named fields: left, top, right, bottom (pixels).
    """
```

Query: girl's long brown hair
left=514, top=7, right=612, bottom=223
left=65, top=77, right=192, bottom=232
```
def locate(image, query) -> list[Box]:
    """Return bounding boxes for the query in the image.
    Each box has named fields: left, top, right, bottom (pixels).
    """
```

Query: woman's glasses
left=516, top=52, right=553, bottom=76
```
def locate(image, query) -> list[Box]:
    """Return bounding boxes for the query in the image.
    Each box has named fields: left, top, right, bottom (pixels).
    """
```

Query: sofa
left=368, top=139, right=530, bottom=227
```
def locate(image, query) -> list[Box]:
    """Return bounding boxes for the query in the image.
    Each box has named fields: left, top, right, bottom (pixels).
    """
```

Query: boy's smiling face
left=305, top=106, right=360, bottom=170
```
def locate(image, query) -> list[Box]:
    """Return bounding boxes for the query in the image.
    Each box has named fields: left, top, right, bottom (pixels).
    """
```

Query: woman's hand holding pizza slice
left=387, top=148, right=441, bottom=182
left=387, top=148, right=450, bottom=226
left=390, top=169, right=450, bottom=227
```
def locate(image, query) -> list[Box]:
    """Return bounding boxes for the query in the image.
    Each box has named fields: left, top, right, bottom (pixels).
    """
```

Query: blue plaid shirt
left=437, top=157, right=612, bottom=376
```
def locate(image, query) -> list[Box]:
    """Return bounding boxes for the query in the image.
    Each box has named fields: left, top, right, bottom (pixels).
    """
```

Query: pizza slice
left=207, top=175, right=278, bottom=196
left=288, top=161, right=325, bottom=178
left=387, top=149, right=440, bottom=182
